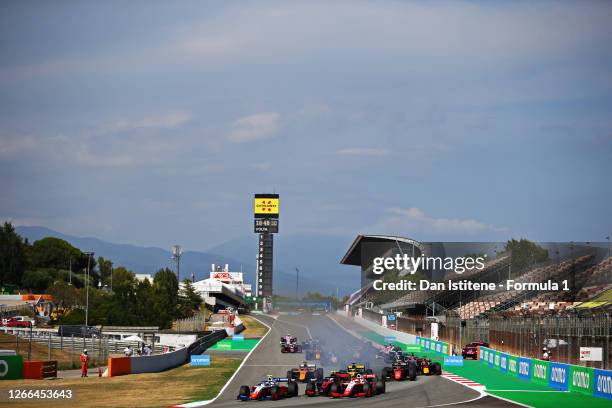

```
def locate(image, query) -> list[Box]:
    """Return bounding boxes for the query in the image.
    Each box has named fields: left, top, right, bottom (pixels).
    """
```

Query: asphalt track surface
left=210, top=313, right=519, bottom=408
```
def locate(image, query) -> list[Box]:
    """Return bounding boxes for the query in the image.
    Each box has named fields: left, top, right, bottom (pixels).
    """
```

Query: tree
left=97, top=256, right=113, bottom=286
left=178, top=279, right=203, bottom=317
left=153, top=268, right=179, bottom=328
left=21, top=269, right=53, bottom=291
left=0, top=222, right=27, bottom=286
left=47, top=281, right=79, bottom=308
left=504, top=239, right=549, bottom=273
left=27, top=237, right=93, bottom=271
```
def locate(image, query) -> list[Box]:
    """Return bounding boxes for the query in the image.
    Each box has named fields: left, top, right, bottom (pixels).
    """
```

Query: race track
left=210, top=313, right=519, bottom=408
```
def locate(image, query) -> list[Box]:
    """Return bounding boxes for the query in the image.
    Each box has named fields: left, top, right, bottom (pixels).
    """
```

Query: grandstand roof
left=340, top=235, right=424, bottom=266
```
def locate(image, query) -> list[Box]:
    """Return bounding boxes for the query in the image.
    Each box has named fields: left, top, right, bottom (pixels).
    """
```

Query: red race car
left=280, top=334, right=302, bottom=353
left=237, top=376, right=299, bottom=401
left=306, top=369, right=385, bottom=398
left=382, top=358, right=417, bottom=381
left=462, top=341, right=489, bottom=360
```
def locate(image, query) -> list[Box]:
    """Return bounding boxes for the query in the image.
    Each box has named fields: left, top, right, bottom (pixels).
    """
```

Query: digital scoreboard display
left=254, top=218, right=279, bottom=233
left=254, top=193, right=279, bottom=219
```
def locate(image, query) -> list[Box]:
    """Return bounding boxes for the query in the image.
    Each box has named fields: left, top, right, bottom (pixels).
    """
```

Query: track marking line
left=441, top=373, right=486, bottom=392
left=244, top=364, right=299, bottom=367
left=485, top=393, right=534, bottom=408
left=170, top=314, right=273, bottom=408
left=275, top=317, right=312, bottom=339
left=487, top=389, right=569, bottom=393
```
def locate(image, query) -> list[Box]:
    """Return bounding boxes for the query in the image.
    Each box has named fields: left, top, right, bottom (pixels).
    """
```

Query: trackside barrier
left=107, top=330, right=226, bottom=377
left=22, top=360, right=57, bottom=379
left=415, top=336, right=451, bottom=357
left=23, top=361, right=43, bottom=379
left=0, top=355, right=23, bottom=380
left=479, top=346, right=612, bottom=400
left=107, top=356, right=131, bottom=377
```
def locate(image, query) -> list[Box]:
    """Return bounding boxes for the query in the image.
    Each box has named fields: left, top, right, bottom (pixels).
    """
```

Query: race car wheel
left=270, top=386, right=280, bottom=401
left=288, top=381, right=298, bottom=397
left=382, top=367, right=391, bottom=379
left=238, top=385, right=250, bottom=399
left=316, top=368, right=324, bottom=380
left=363, top=382, right=371, bottom=397
left=375, top=379, right=386, bottom=394
left=287, top=370, right=293, bottom=380
left=408, top=362, right=417, bottom=381
left=329, top=383, right=340, bottom=398
left=306, top=351, right=313, bottom=360
left=432, top=362, right=442, bottom=375
left=305, top=381, right=316, bottom=396
left=365, top=368, right=373, bottom=375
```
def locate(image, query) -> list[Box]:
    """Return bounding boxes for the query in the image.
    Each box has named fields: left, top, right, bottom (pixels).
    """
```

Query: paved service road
left=210, top=313, right=520, bottom=408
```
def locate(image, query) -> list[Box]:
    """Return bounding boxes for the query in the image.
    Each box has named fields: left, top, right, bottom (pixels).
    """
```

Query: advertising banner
left=480, top=347, right=488, bottom=362
left=384, top=336, right=396, bottom=344
left=499, top=353, right=508, bottom=373
left=569, top=365, right=594, bottom=395
left=442, top=343, right=448, bottom=355
left=580, top=347, right=603, bottom=362
left=531, top=359, right=549, bottom=386
left=549, top=362, right=569, bottom=391
left=190, top=355, right=211, bottom=366
left=488, top=350, right=495, bottom=368
left=508, top=355, right=519, bottom=376
left=444, top=356, right=464, bottom=366
left=0, top=355, right=23, bottom=380
left=494, top=351, right=500, bottom=368
left=518, top=357, right=531, bottom=381
left=435, top=341, right=441, bottom=353
left=593, top=369, right=612, bottom=400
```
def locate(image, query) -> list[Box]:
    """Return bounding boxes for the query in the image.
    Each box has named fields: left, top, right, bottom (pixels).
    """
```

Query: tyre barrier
left=478, top=346, right=612, bottom=400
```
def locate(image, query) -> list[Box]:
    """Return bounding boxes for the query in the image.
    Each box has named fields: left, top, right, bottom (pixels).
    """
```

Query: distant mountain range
left=15, top=226, right=359, bottom=296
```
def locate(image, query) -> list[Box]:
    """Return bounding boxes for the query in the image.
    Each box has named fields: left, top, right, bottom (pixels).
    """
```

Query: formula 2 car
left=414, top=356, right=441, bottom=376
left=302, top=338, right=324, bottom=360
left=346, top=363, right=373, bottom=378
left=382, top=357, right=417, bottom=381
left=287, top=362, right=324, bottom=382
left=376, top=344, right=404, bottom=363
left=280, top=334, right=302, bottom=353
left=237, top=376, right=299, bottom=401
left=305, top=370, right=385, bottom=398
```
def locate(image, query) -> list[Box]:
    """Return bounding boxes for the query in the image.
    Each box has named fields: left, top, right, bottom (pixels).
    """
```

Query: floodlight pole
left=295, top=268, right=300, bottom=301
left=84, top=252, right=94, bottom=327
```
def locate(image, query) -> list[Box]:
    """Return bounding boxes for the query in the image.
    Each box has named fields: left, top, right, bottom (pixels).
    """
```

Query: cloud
left=99, top=111, right=192, bottom=134
left=337, top=147, right=391, bottom=156
left=376, top=207, right=506, bottom=236
left=227, top=112, right=281, bottom=143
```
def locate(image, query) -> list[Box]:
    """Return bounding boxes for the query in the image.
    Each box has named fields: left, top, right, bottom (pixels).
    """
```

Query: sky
left=1, top=0, right=611, bottom=252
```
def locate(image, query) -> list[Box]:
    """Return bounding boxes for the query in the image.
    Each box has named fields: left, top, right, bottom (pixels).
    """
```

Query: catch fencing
left=0, top=328, right=174, bottom=370
left=355, top=306, right=611, bottom=370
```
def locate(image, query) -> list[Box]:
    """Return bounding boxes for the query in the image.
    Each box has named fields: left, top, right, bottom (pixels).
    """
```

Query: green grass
left=189, top=357, right=243, bottom=401
left=208, top=338, right=260, bottom=351
left=488, top=390, right=612, bottom=408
